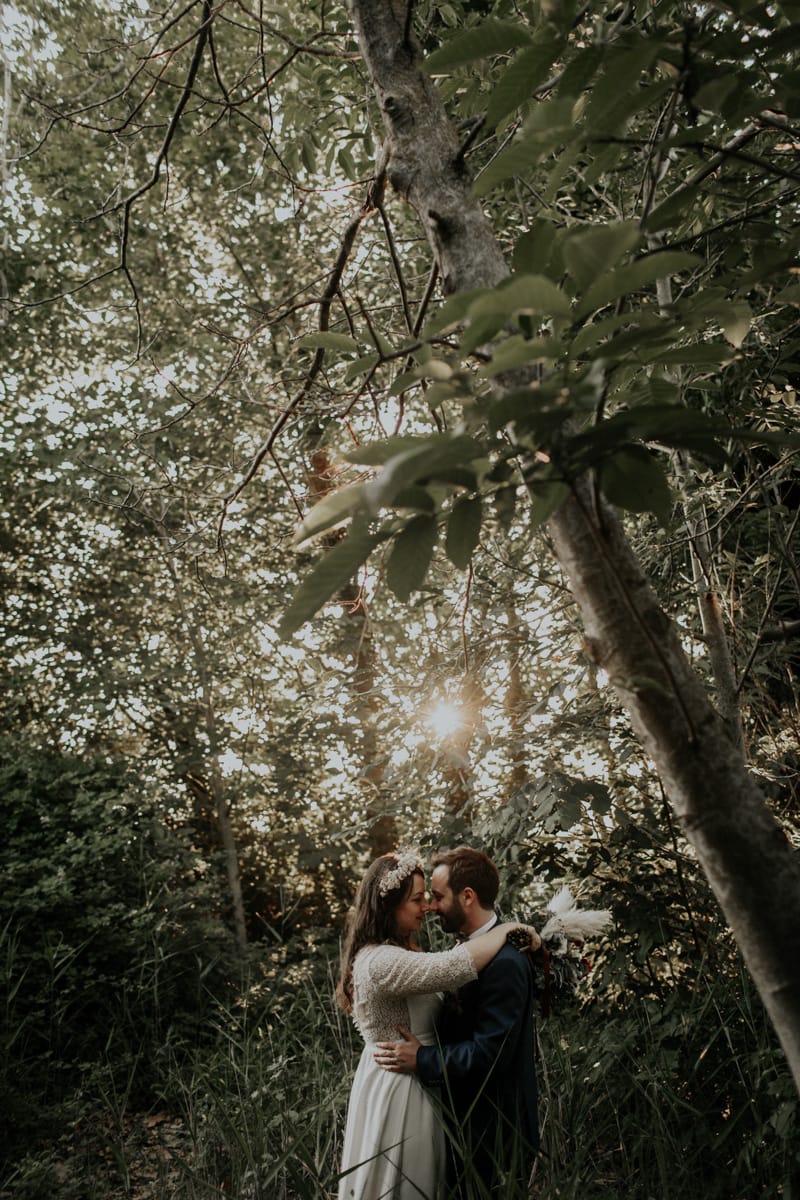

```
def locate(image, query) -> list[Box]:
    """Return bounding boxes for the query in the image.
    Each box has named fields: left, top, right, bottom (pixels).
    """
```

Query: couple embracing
left=336, top=847, right=541, bottom=1200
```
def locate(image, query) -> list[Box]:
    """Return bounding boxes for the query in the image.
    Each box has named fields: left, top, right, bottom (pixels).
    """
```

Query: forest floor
left=53, top=1111, right=195, bottom=1199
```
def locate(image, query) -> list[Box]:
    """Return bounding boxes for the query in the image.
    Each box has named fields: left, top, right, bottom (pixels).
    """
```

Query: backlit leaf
left=297, top=331, right=359, bottom=353
left=292, top=483, right=366, bottom=545
left=386, top=516, right=438, bottom=601
left=280, top=519, right=383, bottom=637
left=445, top=496, right=483, bottom=569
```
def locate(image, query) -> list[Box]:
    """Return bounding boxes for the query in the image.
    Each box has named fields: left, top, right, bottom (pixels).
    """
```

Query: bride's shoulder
left=353, top=942, right=406, bottom=972
left=355, top=941, right=394, bottom=961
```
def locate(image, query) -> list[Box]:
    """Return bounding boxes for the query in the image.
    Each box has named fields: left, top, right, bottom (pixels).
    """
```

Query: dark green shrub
left=0, top=737, right=236, bottom=1164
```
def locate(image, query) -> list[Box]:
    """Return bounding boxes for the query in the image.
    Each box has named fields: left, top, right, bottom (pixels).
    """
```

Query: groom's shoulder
left=484, top=941, right=532, bottom=981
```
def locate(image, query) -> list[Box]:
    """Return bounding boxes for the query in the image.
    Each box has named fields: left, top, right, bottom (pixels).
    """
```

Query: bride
left=336, top=851, right=539, bottom=1200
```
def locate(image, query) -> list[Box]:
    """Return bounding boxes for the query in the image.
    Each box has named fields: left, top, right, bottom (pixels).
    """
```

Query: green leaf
left=428, top=466, right=478, bottom=490
left=570, top=311, right=651, bottom=357
left=344, top=353, right=380, bottom=383
left=642, top=341, right=734, bottom=366
left=292, top=483, right=366, bottom=545
left=424, top=21, right=532, bottom=73
left=694, top=75, right=738, bottom=115
left=464, top=276, right=572, bottom=354
left=505, top=273, right=573, bottom=318
left=472, top=124, right=572, bottom=196
left=556, top=43, right=603, bottom=99
left=460, top=312, right=509, bottom=355
left=485, top=34, right=563, bottom=128
left=423, top=289, right=485, bottom=336
left=587, top=318, right=675, bottom=361
left=582, top=77, right=672, bottom=138
left=513, top=221, right=560, bottom=276
left=391, top=486, right=437, bottom=512
left=297, top=331, right=359, bottom=353
left=280, top=519, right=383, bottom=637
left=563, top=221, right=641, bottom=294
left=580, top=40, right=661, bottom=134
left=343, top=436, right=437, bottom=466
left=480, top=335, right=561, bottom=377
left=644, top=184, right=702, bottom=234
left=386, top=516, right=438, bottom=601
left=389, top=369, right=420, bottom=397
left=364, top=435, right=483, bottom=513
left=576, top=252, right=702, bottom=318
left=526, top=464, right=570, bottom=527
left=598, top=446, right=672, bottom=526
left=445, top=496, right=483, bottom=569
left=775, top=284, right=800, bottom=306
left=566, top=405, right=726, bottom=465
left=488, top=386, right=569, bottom=436
left=493, top=482, right=517, bottom=529
left=720, top=301, right=752, bottom=348
left=337, top=146, right=358, bottom=180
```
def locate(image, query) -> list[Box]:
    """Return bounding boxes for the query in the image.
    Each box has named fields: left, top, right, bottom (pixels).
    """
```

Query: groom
left=376, top=846, right=539, bottom=1198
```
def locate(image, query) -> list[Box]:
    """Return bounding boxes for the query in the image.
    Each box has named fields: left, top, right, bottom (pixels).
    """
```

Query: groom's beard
left=437, top=898, right=467, bottom=935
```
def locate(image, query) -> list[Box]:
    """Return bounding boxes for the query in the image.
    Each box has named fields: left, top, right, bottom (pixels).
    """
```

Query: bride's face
left=393, top=873, right=428, bottom=940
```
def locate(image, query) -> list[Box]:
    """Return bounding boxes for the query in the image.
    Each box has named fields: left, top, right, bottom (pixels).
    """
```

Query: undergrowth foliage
left=150, top=951, right=798, bottom=1200
left=3, top=819, right=798, bottom=1199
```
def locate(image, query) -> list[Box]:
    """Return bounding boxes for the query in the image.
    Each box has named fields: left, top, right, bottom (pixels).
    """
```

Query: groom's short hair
left=432, top=846, right=499, bottom=908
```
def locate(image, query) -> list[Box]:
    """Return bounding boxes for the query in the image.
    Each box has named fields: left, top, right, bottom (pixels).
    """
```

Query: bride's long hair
left=336, top=855, right=424, bottom=1013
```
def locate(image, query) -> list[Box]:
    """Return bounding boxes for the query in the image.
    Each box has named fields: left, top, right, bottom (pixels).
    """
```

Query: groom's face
left=429, top=865, right=467, bottom=935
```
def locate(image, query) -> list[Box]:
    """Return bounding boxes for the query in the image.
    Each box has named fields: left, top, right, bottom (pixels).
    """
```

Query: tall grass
left=2, top=938, right=797, bottom=1199
left=156, top=958, right=356, bottom=1199
left=164, top=956, right=797, bottom=1199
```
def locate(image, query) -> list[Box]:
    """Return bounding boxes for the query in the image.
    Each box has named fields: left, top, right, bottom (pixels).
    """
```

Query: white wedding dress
left=338, top=942, right=477, bottom=1200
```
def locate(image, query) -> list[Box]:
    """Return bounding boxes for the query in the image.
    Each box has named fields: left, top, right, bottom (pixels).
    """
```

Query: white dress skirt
left=338, top=991, right=446, bottom=1200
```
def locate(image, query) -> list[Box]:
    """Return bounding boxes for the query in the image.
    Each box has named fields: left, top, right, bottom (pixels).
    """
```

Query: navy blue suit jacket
left=416, top=940, right=539, bottom=1186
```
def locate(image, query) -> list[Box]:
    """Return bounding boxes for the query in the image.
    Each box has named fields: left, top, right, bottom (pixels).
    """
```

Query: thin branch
left=118, top=0, right=213, bottom=255
left=461, top=564, right=474, bottom=673
left=736, top=507, right=800, bottom=696
left=216, top=172, right=387, bottom=545
left=376, top=201, right=413, bottom=334
left=23, top=0, right=203, bottom=137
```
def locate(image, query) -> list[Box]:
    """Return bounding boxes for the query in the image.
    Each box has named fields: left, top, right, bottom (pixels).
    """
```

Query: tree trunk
left=504, top=602, right=529, bottom=795
left=305, top=437, right=398, bottom=857
left=346, top=0, right=800, bottom=1091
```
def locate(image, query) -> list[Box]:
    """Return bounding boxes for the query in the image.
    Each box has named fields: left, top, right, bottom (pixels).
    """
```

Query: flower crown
left=378, top=852, right=423, bottom=898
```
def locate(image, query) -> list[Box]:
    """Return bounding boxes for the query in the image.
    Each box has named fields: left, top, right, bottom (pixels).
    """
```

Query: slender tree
left=335, top=0, right=800, bottom=1088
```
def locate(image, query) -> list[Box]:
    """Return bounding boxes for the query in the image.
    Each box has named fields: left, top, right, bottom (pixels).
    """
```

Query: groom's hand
left=374, top=1025, right=421, bottom=1073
